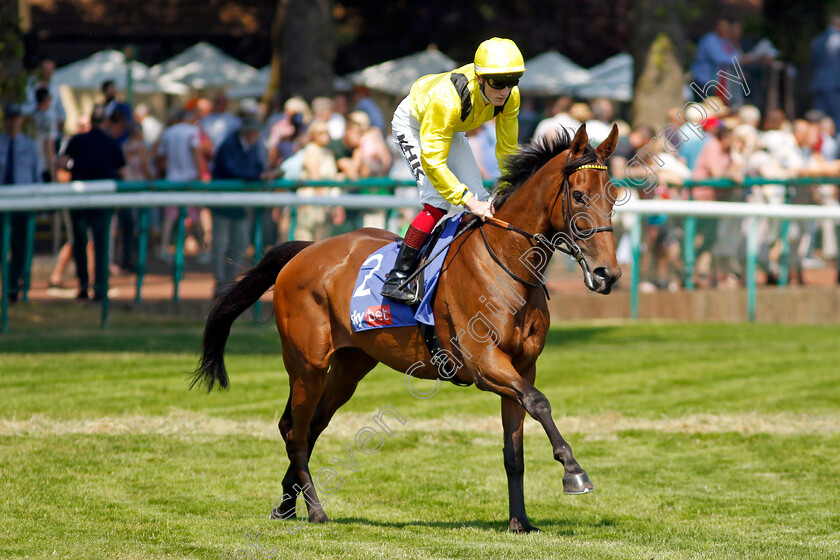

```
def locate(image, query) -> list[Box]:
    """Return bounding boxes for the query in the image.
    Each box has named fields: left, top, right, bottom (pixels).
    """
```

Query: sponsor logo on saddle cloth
left=366, top=305, right=393, bottom=326
left=350, top=213, right=464, bottom=332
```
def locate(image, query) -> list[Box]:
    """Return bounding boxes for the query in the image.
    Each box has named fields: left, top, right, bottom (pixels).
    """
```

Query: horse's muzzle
left=588, top=266, right=621, bottom=294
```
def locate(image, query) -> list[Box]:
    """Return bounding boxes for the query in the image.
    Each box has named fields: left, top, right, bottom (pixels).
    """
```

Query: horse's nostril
left=593, top=267, right=610, bottom=281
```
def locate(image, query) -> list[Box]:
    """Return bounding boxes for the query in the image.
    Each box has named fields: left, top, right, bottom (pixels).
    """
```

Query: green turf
left=1, top=303, right=839, bottom=559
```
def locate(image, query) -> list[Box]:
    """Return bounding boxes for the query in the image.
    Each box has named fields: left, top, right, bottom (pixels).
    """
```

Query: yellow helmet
left=474, top=38, right=526, bottom=75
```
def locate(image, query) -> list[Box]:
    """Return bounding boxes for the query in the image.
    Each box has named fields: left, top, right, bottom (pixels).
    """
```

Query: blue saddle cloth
left=350, top=213, right=463, bottom=332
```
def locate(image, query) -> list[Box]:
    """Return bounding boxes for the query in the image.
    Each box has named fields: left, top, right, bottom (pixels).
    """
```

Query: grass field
left=1, top=303, right=839, bottom=560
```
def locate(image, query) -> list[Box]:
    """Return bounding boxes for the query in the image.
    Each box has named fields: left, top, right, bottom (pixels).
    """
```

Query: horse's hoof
left=509, top=519, right=541, bottom=533
left=308, top=511, right=329, bottom=524
left=563, top=471, right=594, bottom=494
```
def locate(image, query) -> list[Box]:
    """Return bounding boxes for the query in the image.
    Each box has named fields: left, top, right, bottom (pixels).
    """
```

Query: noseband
left=479, top=155, right=613, bottom=290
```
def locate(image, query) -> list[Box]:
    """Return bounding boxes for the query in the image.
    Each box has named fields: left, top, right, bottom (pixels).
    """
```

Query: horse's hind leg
left=272, top=348, right=378, bottom=522
left=273, top=397, right=298, bottom=519
left=309, top=348, right=378, bottom=444
left=276, top=348, right=330, bottom=523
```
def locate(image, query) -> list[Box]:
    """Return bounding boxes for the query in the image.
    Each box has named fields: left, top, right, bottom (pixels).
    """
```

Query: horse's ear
left=596, top=124, right=619, bottom=160
left=569, top=123, right=589, bottom=159
left=570, top=123, right=589, bottom=157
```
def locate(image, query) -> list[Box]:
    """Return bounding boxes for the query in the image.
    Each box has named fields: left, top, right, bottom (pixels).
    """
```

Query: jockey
left=381, top=37, right=525, bottom=303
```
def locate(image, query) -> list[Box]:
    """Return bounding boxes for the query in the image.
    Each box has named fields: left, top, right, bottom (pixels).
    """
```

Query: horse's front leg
left=481, top=364, right=594, bottom=495
left=501, top=397, right=537, bottom=532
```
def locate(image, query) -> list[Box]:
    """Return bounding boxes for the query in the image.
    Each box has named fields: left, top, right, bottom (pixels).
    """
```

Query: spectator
left=123, top=121, right=153, bottom=184
left=737, top=104, right=762, bottom=131
left=738, top=125, right=789, bottom=284
left=22, top=58, right=66, bottom=133
left=789, top=119, right=824, bottom=282
left=692, top=125, right=735, bottom=198
left=49, top=114, right=92, bottom=289
left=101, top=80, right=133, bottom=142
left=312, top=97, right=345, bottom=141
left=676, top=104, right=710, bottom=170
left=351, top=111, right=392, bottom=178
left=533, top=96, right=579, bottom=142
left=210, top=114, right=272, bottom=296
left=57, top=105, right=126, bottom=300
left=691, top=125, right=737, bottom=286
left=155, top=108, right=204, bottom=263
left=466, top=126, right=491, bottom=179
left=333, top=93, right=350, bottom=137
left=814, top=112, right=839, bottom=160
left=476, top=121, right=502, bottom=181
left=266, top=97, right=310, bottom=168
left=296, top=119, right=339, bottom=241
left=620, top=132, right=688, bottom=291
left=32, top=87, right=58, bottom=182
left=114, top=122, right=153, bottom=278
left=348, top=111, right=394, bottom=230
left=0, top=103, right=41, bottom=302
left=302, top=120, right=339, bottom=180
left=690, top=18, right=737, bottom=103
left=351, top=85, right=385, bottom=131
left=260, top=97, right=310, bottom=246
left=466, top=122, right=500, bottom=180
left=810, top=13, right=840, bottom=132
left=804, top=111, right=839, bottom=263
left=517, top=97, right=541, bottom=143
left=201, top=92, right=241, bottom=152
left=133, top=103, right=163, bottom=148
left=261, top=95, right=285, bottom=133
left=610, top=123, right=655, bottom=176
left=611, top=119, right=635, bottom=163
left=328, top=117, right=364, bottom=179
left=761, top=109, right=800, bottom=168
left=586, top=97, right=615, bottom=144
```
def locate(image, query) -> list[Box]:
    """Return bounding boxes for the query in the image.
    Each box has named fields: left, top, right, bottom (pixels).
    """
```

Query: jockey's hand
left=465, top=197, right=495, bottom=222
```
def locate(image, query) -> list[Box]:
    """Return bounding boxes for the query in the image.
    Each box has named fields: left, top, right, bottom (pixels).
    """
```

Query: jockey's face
left=477, top=76, right=511, bottom=107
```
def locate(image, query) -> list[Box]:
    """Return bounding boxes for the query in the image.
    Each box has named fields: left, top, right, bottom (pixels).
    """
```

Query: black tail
left=191, top=240, right=313, bottom=391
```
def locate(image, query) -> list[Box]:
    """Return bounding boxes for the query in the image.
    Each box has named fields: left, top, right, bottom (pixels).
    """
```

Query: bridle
left=478, top=153, right=613, bottom=290
left=550, top=153, right=614, bottom=241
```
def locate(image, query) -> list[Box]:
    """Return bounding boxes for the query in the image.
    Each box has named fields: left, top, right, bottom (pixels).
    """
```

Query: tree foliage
left=268, top=0, right=335, bottom=101
left=629, top=0, right=686, bottom=128
left=0, top=0, right=26, bottom=106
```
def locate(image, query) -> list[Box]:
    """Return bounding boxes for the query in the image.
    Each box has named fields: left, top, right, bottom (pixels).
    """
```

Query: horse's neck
left=493, top=164, right=554, bottom=240
left=467, top=168, right=555, bottom=285
left=493, top=186, right=547, bottom=235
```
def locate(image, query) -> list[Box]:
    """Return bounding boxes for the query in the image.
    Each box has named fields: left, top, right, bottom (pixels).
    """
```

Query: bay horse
left=193, top=124, right=621, bottom=533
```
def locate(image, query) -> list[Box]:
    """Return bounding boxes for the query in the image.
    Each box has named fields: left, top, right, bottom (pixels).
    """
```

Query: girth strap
left=418, top=322, right=474, bottom=387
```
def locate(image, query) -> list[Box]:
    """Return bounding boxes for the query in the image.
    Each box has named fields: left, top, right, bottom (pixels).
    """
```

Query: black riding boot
left=380, top=243, right=421, bottom=304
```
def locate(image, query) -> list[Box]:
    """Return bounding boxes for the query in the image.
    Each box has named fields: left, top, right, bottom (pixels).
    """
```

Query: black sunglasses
left=484, top=75, right=520, bottom=90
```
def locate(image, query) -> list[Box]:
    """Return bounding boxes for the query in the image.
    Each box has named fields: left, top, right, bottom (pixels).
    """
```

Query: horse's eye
left=573, top=191, right=585, bottom=204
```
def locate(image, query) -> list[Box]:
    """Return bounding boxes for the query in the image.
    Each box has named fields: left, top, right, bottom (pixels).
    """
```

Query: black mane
left=493, top=127, right=598, bottom=208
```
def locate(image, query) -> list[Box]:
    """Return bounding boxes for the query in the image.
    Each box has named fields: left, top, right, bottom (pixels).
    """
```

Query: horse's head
left=547, top=124, right=621, bottom=294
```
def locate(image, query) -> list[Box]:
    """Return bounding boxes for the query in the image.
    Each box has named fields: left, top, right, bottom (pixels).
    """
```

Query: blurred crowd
left=3, top=14, right=840, bottom=300
left=2, top=73, right=398, bottom=298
